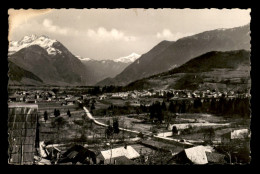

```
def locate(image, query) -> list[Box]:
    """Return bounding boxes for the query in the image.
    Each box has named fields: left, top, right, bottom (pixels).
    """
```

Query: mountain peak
left=76, top=56, right=92, bottom=61
left=19, top=34, right=39, bottom=44
left=113, top=53, right=141, bottom=63
left=9, top=34, right=61, bottom=56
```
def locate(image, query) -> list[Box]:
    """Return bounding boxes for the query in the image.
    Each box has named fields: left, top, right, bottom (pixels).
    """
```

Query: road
left=83, top=107, right=140, bottom=134
left=82, top=106, right=195, bottom=146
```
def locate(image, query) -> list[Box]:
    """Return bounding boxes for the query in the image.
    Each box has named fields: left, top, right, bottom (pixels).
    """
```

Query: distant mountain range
left=8, top=24, right=251, bottom=89
left=97, top=24, right=250, bottom=86
left=76, top=52, right=140, bottom=64
left=122, top=50, right=251, bottom=92
left=8, top=35, right=140, bottom=85
left=76, top=53, right=140, bottom=84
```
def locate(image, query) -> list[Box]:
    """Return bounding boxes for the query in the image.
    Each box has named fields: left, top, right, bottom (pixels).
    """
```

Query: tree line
left=148, top=96, right=250, bottom=123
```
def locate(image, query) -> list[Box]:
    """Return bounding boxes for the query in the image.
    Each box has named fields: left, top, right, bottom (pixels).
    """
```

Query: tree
left=54, top=109, right=57, bottom=117
left=52, top=117, right=67, bottom=130
left=161, top=101, right=167, bottom=111
left=105, top=125, right=114, bottom=139
left=113, top=118, right=120, bottom=134
left=138, top=132, right=144, bottom=138
left=172, top=126, right=178, bottom=135
left=57, top=110, right=60, bottom=116
left=52, top=88, right=59, bottom=94
left=67, top=109, right=71, bottom=117
left=44, top=111, right=48, bottom=123
left=149, top=101, right=164, bottom=123
left=203, top=127, right=215, bottom=143
left=168, top=101, right=175, bottom=113
left=54, top=109, right=60, bottom=117
left=91, top=102, right=95, bottom=111
left=215, top=139, right=250, bottom=164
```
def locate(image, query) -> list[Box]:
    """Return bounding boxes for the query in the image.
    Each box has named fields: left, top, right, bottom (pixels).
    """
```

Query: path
left=82, top=105, right=195, bottom=146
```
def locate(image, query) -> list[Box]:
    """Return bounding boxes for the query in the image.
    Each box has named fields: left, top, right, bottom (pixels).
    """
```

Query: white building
left=97, top=146, right=140, bottom=164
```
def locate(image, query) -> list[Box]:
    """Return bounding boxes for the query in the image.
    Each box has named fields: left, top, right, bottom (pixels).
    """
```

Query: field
left=37, top=100, right=139, bottom=150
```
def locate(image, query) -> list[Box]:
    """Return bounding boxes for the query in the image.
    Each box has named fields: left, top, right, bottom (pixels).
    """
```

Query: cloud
left=42, top=19, right=69, bottom=35
left=156, top=29, right=193, bottom=41
left=86, top=27, right=137, bottom=42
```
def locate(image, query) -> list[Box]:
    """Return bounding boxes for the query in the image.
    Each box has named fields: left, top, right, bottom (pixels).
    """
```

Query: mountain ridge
left=8, top=41, right=93, bottom=86
left=122, top=49, right=251, bottom=92
left=97, top=24, right=250, bottom=86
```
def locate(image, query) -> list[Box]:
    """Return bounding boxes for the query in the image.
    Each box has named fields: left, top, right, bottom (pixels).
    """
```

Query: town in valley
left=7, top=9, right=251, bottom=165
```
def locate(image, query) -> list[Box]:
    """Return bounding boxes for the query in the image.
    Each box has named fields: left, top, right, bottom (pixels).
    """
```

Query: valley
left=7, top=21, right=251, bottom=165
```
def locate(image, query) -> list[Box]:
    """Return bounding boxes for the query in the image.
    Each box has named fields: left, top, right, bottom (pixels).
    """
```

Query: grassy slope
left=8, top=61, right=43, bottom=83
left=123, top=50, right=250, bottom=91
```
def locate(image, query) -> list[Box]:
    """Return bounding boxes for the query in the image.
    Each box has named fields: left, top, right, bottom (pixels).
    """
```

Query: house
left=81, top=95, right=87, bottom=100
left=58, top=95, right=66, bottom=100
left=99, top=95, right=107, bottom=100
left=221, top=129, right=250, bottom=143
left=58, top=145, right=97, bottom=165
left=128, top=92, right=137, bottom=99
left=168, top=146, right=212, bottom=165
left=26, top=99, right=37, bottom=103
left=65, top=98, right=76, bottom=105
left=8, top=103, right=39, bottom=165
left=111, top=93, right=122, bottom=99
left=97, top=145, right=140, bottom=165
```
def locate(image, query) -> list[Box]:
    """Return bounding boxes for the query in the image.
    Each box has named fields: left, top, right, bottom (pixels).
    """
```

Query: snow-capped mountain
left=75, top=56, right=93, bottom=61
left=113, top=53, right=141, bottom=63
left=9, top=34, right=62, bottom=55
left=76, top=53, right=141, bottom=64
left=8, top=34, right=96, bottom=86
left=74, top=53, right=141, bottom=83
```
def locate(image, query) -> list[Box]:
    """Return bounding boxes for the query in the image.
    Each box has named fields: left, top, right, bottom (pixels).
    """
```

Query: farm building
left=168, top=146, right=212, bottom=165
left=62, top=98, right=77, bottom=105
left=221, top=129, right=250, bottom=143
left=8, top=103, right=39, bottom=165
left=97, top=145, right=140, bottom=164
left=57, top=145, right=97, bottom=165
left=168, top=145, right=226, bottom=165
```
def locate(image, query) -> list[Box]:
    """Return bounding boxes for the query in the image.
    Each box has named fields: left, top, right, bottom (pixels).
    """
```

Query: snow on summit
left=76, top=53, right=140, bottom=64
left=75, top=56, right=92, bottom=61
left=9, top=34, right=61, bottom=55
left=113, top=53, right=141, bottom=63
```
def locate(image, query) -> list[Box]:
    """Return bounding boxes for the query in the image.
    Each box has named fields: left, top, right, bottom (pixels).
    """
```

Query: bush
left=52, top=117, right=68, bottom=130
left=180, top=125, right=193, bottom=135
left=73, top=120, right=84, bottom=126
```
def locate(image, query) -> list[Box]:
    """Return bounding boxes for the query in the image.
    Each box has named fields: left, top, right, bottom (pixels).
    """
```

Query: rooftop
left=8, top=103, right=38, bottom=109
left=99, top=146, right=140, bottom=160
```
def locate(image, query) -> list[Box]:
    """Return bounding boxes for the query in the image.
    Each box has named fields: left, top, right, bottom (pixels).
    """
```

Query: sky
left=8, top=9, right=251, bottom=60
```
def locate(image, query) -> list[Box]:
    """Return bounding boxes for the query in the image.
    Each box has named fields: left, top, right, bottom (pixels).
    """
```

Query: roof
left=183, top=146, right=210, bottom=164
left=221, top=129, right=249, bottom=139
left=231, top=129, right=249, bottom=139
left=58, top=145, right=97, bottom=164
left=8, top=103, right=38, bottom=109
left=8, top=104, right=38, bottom=165
left=100, top=146, right=140, bottom=160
